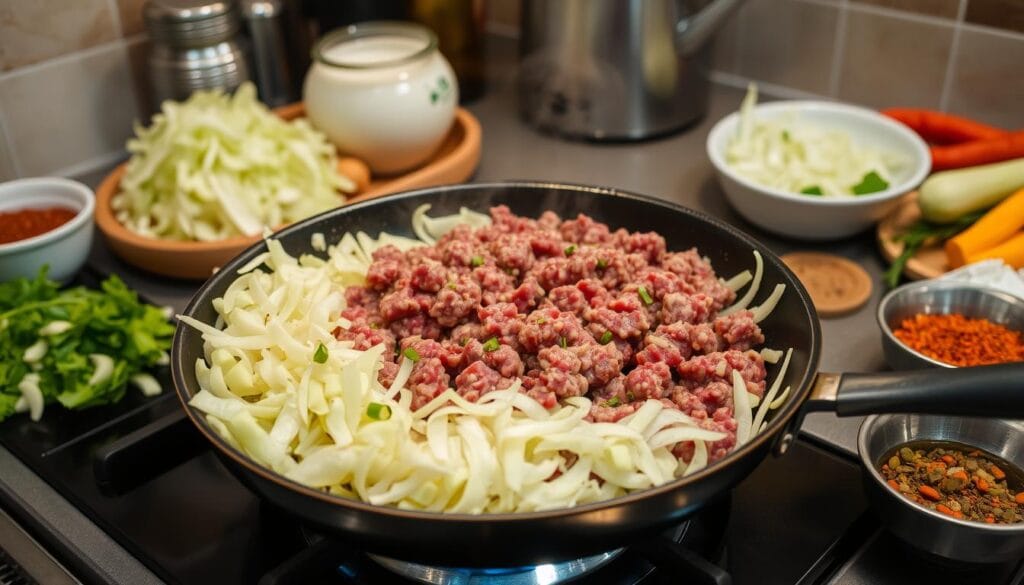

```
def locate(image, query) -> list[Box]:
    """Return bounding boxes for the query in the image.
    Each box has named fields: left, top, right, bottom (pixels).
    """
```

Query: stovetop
left=0, top=273, right=1021, bottom=585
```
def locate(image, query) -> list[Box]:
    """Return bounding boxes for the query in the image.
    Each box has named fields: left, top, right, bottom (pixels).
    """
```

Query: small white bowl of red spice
left=877, top=280, right=1024, bottom=369
left=0, top=177, right=95, bottom=283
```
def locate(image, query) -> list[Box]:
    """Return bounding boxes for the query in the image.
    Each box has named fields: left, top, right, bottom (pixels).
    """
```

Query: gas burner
left=367, top=550, right=623, bottom=585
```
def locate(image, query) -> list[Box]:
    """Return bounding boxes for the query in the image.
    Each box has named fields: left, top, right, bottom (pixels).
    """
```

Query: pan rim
left=171, top=180, right=823, bottom=523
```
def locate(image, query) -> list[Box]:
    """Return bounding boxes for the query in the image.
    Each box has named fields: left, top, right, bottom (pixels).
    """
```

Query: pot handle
left=675, top=0, right=747, bottom=56
left=806, top=362, right=1024, bottom=418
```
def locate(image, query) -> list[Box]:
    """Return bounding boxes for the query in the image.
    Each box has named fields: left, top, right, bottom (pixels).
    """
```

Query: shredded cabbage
left=114, top=83, right=356, bottom=241
left=180, top=208, right=795, bottom=514
left=725, top=84, right=904, bottom=197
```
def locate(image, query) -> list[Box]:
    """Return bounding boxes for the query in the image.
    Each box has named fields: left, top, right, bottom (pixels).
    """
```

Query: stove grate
left=0, top=548, right=36, bottom=585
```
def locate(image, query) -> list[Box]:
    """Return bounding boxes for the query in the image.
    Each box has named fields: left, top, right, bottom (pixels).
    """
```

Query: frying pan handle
left=809, top=362, right=1024, bottom=418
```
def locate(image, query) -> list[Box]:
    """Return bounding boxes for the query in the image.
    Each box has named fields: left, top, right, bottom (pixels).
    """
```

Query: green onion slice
left=471, top=255, right=484, bottom=267
left=313, top=343, right=328, bottom=364
left=559, top=336, right=568, bottom=348
left=599, top=331, right=613, bottom=344
left=366, top=402, right=392, bottom=420
left=637, top=285, right=653, bottom=306
left=403, top=347, right=421, bottom=362
left=564, top=245, right=577, bottom=256
left=604, top=396, right=621, bottom=407
left=482, top=337, right=500, bottom=352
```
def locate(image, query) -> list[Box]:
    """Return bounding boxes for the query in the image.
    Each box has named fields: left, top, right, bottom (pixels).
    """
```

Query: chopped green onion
left=447, top=282, right=457, bottom=290
left=366, top=402, right=391, bottom=420
left=482, top=337, right=499, bottom=352
left=604, top=396, right=621, bottom=407
left=564, top=245, right=577, bottom=256
left=626, top=391, right=635, bottom=402
left=800, top=185, right=823, bottom=196
left=596, top=258, right=608, bottom=270
left=852, top=170, right=889, bottom=195
left=460, top=337, right=470, bottom=347
left=470, top=256, right=484, bottom=267
left=313, top=343, right=328, bottom=364
left=536, top=317, right=546, bottom=325
left=559, top=336, right=568, bottom=348
left=637, top=285, right=653, bottom=306
left=599, top=331, right=613, bottom=344
left=403, top=347, right=420, bottom=362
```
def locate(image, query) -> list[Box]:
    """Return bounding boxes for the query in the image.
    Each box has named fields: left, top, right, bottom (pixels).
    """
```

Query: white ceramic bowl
left=706, top=100, right=930, bottom=240
left=0, top=177, right=95, bottom=283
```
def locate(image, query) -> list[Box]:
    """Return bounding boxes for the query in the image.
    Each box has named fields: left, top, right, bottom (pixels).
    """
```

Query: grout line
left=828, top=0, right=850, bottom=98
left=0, top=104, right=24, bottom=178
left=106, top=0, right=124, bottom=38
left=959, top=20, right=1024, bottom=41
left=484, top=21, right=520, bottom=40
left=845, top=1, right=960, bottom=29
left=938, top=0, right=969, bottom=111
left=710, top=71, right=831, bottom=101
left=0, top=37, right=131, bottom=83
left=50, top=149, right=128, bottom=180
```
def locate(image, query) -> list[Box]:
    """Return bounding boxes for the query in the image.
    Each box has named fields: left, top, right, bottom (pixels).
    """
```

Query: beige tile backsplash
left=735, top=0, right=839, bottom=96
left=837, top=8, right=954, bottom=109
left=0, top=0, right=1022, bottom=181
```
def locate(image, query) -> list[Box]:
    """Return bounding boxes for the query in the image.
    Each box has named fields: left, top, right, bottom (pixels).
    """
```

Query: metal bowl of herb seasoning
left=859, top=414, right=1024, bottom=563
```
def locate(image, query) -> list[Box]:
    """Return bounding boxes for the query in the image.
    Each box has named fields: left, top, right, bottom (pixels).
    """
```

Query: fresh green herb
left=0, top=268, right=174, bottom=422
left=313, top=343, right=328, bottom=364
left=603, top=396, right=621, bottom=407
left=596, top=258, right=608, bottom=270
left=559, top=336, right=568, bottom=349
left=564, top=245, right=577, bottom=257
left=366, top=402, right=391, bottom=420
left=800, top=185, right=823, bottom=196
left=626, top=391, right=635, bottom=402
left=447, top=282, right=457, bottom=290
left=536, top=317, right=547, bottom=325
left=470, top=256, right=484, bottom=267
left=482, top=337, right=500, bottom=352
left=599, top=331, right=613, bottom=344
left=883, top=211, right=985, bottom=288
left=637, top=285, right=653, bottom=306
left=403, top=347, right=420, bottom=362
left=459, top=338, right=469, bottom=347
left=852, top=171, right=889, bottom=195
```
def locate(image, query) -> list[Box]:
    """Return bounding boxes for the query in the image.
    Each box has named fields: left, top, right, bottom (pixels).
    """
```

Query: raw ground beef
left=337, top=206, right=766, bottom=464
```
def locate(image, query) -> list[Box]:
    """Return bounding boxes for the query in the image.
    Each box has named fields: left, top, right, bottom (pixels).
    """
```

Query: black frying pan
left=171, top=182, right=1024, bottom=567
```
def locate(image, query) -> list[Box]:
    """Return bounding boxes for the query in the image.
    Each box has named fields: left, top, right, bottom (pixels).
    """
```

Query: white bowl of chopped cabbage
left=706, top=86, right=929, bottom=240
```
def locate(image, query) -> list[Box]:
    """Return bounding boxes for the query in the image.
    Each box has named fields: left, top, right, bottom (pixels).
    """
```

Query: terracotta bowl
left=94, top=106, right=481, bottom=280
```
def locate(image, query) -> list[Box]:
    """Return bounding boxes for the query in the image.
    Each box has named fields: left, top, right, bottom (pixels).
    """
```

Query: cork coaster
left=781, top=252, right=873, bottom=318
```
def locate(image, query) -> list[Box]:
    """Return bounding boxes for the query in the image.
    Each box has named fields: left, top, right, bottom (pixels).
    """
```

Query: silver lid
left=144, top=0, right=240, bottom=47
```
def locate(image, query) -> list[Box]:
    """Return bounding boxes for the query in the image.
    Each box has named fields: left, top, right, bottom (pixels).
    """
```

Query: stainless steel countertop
left=3, top=35, right=888, bottom=582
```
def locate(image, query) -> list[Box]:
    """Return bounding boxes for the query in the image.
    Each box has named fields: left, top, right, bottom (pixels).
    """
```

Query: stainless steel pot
left=518, top=0, right=745, bottom=140
left=859, top=414, right=1024, bottom=563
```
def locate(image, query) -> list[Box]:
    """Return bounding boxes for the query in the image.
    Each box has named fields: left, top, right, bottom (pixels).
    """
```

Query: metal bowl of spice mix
left=877, top=280, right=1024, bottom=370
left=859, top=414, right=1024, bottom=563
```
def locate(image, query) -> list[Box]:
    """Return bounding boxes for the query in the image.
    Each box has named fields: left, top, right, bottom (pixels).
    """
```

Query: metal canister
left=144, top=0, right=251, bottom=106
left=240, top=0, right=294, bottom=107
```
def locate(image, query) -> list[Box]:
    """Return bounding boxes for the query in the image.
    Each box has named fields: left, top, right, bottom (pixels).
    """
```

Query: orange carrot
left=1015, top=492, right=1024, bottom=504
left=935, top=504, right=957, bottom=517
left=881, top=108, right=1007, bottom=145
left=975, top=477, right=990, bottom=493
left=951, top=470, right=969, bottom=482
left=946, top=187, right=1024, bottom=267
left=966, top=231, right=1024, bottom=269
left=991, top=466, right=1007, bottom=480
left=887, top=479, right=901, bottom=491
left=941, top=455, right=956, bottom=466
left=919, top=485, right=942, bottom=501
left=931, top=131, right=1024, bottom=171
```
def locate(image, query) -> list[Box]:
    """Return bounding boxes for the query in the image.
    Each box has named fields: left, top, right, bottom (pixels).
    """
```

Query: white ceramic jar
left=303, top=22, right=458, bottom=176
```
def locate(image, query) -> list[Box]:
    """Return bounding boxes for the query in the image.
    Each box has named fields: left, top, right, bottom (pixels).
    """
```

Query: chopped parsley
left=599, top=331, right=613, bottom=344
left=470, top=255, right=484, bottom=267
left=596, top=258, right=608, bottom=270
left=564, top=244, right=577, bottom=257
left=403, top=347, right=420, bottom=362
left=482, top=337, right=500, bottom=352
left=603, top=396, right=621, bottom=407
